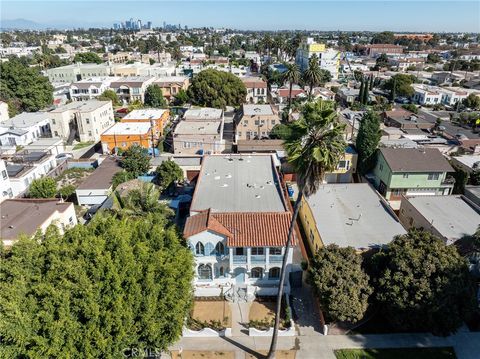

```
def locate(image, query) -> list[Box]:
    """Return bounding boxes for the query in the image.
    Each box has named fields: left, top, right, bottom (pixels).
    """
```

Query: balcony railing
left=269, top=255, right=283, bottom=263
left=251, top=255, right=266, bottom=264
left=233, top=255, right=247, bottom=264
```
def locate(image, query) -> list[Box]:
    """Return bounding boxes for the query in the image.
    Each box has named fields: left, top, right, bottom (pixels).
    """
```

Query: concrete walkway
left=231, top=302, right=250, bottom=337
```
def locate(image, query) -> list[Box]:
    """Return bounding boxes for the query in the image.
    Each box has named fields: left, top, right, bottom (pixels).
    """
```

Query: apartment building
left=121, top=108, right=170, bottom=137
left=100, top=122, right=153, bottom=153
left=372, top=148, right=454, bottom=209
left=2, top=150, right=57, bottom=197
left=295, top=37, right=339, bottom=78
left=49, top=100, right=114, bottom=143
left=1, top=198, right=77, bottom=247
left=0, top=112, right=52, bottom=147
left=184, top=154, right=294, bottom=298
left=69, top=77, right=120, bottom=101
left=241, top=77, right=268, bottom=104
left=412, top=84, right=443, bottom=105
left=46, top=63, right=111, bottom=83
left=173, top=108, right=225, bottom=155
left=110, top=76, right=156, bottom=103
left=382, top=108, right=433, bottom=130
left=0, top=159, right=14, bottom=202
left=366, top=44, right=404, bottom=57
left=236, top=104, right=280, bottom=141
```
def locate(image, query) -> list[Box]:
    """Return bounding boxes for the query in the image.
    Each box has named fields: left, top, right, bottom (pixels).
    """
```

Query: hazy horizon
left=1, top=1, right=479, bottom=33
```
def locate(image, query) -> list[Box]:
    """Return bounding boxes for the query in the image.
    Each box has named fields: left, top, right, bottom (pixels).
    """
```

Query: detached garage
left=76, top=157, right=121, bottom=206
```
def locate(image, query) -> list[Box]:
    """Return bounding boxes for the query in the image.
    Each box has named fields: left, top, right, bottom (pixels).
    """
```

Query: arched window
left=215, top=242, right=225, bottom=256
left=269, top=267, right=280, bottom=279
left=251, top=267, right=263, bottom=279
left=195, top=242, right=205, bottom=256
left=198, top=264, right=212, bottom=280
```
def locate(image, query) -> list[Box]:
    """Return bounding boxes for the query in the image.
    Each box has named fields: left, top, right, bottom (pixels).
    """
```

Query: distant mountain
left=0, top=18, right=46, bottom=30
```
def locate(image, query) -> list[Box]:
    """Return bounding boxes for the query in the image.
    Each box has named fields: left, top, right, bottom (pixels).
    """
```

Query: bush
left=28, top=177, right=57, bottom=198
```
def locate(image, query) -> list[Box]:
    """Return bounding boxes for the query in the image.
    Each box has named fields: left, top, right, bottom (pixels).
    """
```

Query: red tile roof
left=278, top=89, right=305, bottom=98
left=183, top=209, right=295, bottom=247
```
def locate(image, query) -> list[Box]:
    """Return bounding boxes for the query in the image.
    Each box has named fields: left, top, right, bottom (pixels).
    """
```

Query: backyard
left=188, top=300, right=232, bottom=331
left=334, top=347, right=456, bottom=359
left=56, top=167, right=94, bottom=188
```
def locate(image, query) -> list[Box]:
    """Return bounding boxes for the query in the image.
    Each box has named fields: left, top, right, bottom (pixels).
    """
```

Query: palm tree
left=113, top=182, right=171, bottom=217
left=282, top=63, right=301, bottom=109
left=266, top=100, right=347, bottom=359
left=302, top=54, right=322, bottom=98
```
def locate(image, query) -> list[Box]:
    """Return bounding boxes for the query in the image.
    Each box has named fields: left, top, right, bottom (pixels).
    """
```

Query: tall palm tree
left=266, top=100, right=347, bottom=359
left=302, top=54, right=322, bottom=98
left=282, top=63, right=301, bottom=109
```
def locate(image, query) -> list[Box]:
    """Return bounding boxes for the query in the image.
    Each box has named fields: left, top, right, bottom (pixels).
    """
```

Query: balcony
left=251, top=255, right=266, bottom=264
left=233, top=255, right=247, bottom=264
left=269, top=255, right=283, bottom=263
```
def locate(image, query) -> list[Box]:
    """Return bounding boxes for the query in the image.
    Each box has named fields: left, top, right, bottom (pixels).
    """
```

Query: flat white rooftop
left=306, top=183, right=406, bottom=249
left=243, top=104, right=274, bottom=116
left=453, top=155, right=480, bottom=171
left=123, top=109, right=168, bottom=120
left=50, top=100, right=111, bottom=113
left=1, top=112, right=51, bottom=128
left=102, top=122, right=151, bottom=135
left=190, top=154, right=286, bottom=213
left=175, top=120, right=221, bottom=135
left=184, top=108, right=223, bottom=121
left=407, top=195, right=480, bottom=242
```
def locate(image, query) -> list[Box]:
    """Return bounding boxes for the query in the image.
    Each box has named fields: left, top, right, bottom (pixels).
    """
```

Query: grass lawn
left=190, top=300, right=232, bottom=328
left=72, top=141, right=94, bottom=150
left=56, top=167, right=94, bottom=188
left=171, top=351, right=234, bottom=359
left=334, top=347, right=456, bottom=359
left=245, top=350, right=296, bottom=358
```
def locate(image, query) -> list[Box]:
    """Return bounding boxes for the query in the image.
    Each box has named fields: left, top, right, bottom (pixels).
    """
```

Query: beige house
left=46, top=63, right=111, bottom=83
left=109, top=76, right=156, bottom=103
left=236, top=104, right=280, bottom=141
left=49, top=100, right=114, bottom=142
left=241, top=77, right=267, bottom=104
left=153, top=76, right=190, bottom=102
left=0, top=198, right=77, bottom=247
left=173, top=108, right=225, bottom=155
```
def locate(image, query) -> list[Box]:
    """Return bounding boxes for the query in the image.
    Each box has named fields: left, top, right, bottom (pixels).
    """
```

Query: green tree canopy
left=373, top=230, right=476, bottom=335
left=155, top=160, right=183, bottom=190
left=463, top=93, right=480, bottom=110
left=28, top=177, right=57, bottom=198
left=308, top=245, right=372, bottom=323
left=144, top=84, right=167, bottom=108
left=371, top=31, right=395, bottom=44
left=173, top=89, right=189, bottom=106
left=356, top=110, right=381, bottom=175
left=0, top=60, right=53, bottom=115
left=0, top=211, right=193, bottom=357
left=402, top=104, right=418, bottom=114
left=98, top=89, right=121, bottom=106
left=187, top=69, right=247, bottom=109
left=121, top=144, right=151, bottom=177
left=269, top=123, right=291, bottom=140
left=374, top=53, right=390, bottom=70
left=383, top=74, right=416, bottom=99
left=426, top=53, right=442, bottom=64
left=73, top=52, right=103, bottom=64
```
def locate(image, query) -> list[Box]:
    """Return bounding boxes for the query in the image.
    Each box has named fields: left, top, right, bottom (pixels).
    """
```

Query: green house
left=372, top=148, right=454, bottom=209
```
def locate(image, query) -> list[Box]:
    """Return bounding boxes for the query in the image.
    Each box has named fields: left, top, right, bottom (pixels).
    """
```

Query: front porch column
left=229, top=247, right=233, bottom=270
left=265, top=247, right=270, bottom=268
left=247, top=247, right=251, bottom=271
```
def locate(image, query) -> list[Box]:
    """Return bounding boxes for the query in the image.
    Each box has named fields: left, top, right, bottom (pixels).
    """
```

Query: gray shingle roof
left=379, top=148, right=453, bottom=173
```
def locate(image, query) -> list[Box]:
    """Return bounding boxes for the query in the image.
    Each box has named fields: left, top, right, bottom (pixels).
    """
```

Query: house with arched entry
left=183, top=154, right=296, bottom=300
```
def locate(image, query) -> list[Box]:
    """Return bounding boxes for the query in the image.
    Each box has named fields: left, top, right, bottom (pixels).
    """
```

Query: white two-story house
left=184, top=154, right=296, bottom=301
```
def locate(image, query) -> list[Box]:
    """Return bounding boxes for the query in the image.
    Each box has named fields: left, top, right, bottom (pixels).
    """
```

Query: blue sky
left=1, top=1, right=479, bottom=32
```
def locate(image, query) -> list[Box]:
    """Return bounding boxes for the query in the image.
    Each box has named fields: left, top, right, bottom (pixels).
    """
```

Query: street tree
left=373, top=230, right=477, bottom=335
left=28, top=177, right=57, bottom=198
left=121, top=144, right=151, bottom=177
left=308, top=245, right=372, bottom=323
left=0, top=211, right=193, bottom=358
left=356, top=110, right=381, bottom=175
left=187, top=69, right=246, bottom=109
left=302, top=55, right=331, bottom=97
left=144, top=84, right=167, bottom=108
left=383, top=74, right=416, bottom=100
left=267, top=100, right=346, bottom=358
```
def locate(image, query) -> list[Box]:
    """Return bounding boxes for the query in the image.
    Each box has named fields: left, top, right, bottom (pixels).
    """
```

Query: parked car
left=55, top=153, right=74, bottom=160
